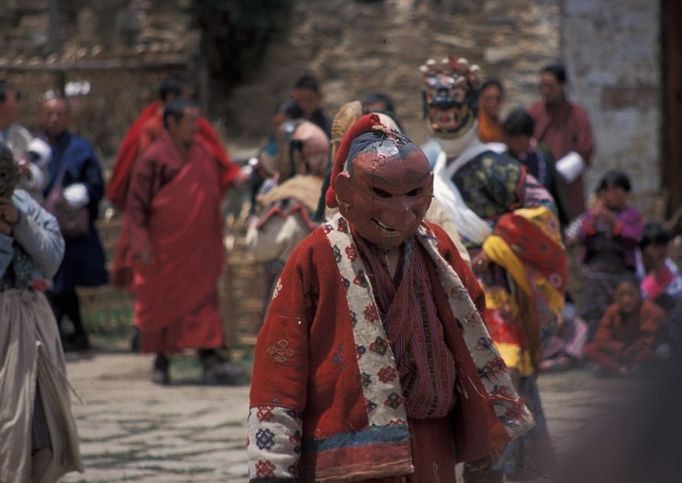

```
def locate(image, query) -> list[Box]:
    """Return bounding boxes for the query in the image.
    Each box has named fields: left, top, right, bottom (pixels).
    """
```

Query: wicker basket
left=78, top=212, right=266, bottom=352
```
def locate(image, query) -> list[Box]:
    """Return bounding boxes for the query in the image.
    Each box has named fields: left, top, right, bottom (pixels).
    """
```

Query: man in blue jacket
left=40, top=94, right=108, bottom=351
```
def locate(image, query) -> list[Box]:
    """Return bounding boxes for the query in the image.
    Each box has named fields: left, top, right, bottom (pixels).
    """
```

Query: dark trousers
left=48, top=289, right=87, bottom=338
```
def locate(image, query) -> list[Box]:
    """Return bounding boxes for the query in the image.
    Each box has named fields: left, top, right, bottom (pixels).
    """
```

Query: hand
left=17, top=160, right=31, bottom=179
left=471, top=250, right=490, bottom=274
left=234, top=166, right=252, bottom=187
left=592, top=199, right=607, bottom=217
left=593, top=200, right=617, bottom=225
left=0, top=220, right=11, bottom=236
left=0, top=198, right=18, bottom=226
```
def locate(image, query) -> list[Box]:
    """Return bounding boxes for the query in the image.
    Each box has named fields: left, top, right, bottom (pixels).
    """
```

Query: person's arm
left=0, top=233, right=12, bottom=278
left=573, top=107, right=595, bottom=165
left=83, top=145, right=105, bottom=206
left=625, top=304, right=666, bottom=363
left=125, top=154, right=157, bottom=263
left=593, top=306, right=626, bottom=354
left=247, top=243, right=313, bottom=482
left=9, top=191, right=65, bottom=278
left=64, top=142, right=105, bottom=217
left=614, top=208, right=644, bottom=246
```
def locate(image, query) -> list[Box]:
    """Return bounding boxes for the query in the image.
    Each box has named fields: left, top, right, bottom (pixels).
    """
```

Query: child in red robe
left=584, top=276, right=666, bottom=375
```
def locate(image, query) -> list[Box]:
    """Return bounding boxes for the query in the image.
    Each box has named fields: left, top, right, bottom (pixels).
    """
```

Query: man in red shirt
left=527, top=64, right=596, bottom=221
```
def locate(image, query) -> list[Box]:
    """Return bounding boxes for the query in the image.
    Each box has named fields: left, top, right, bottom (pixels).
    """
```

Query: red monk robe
left=125, top=130, right=226, bottom=353
left=527, top=99, right=595, bottom=220
left=584, top=299, right=666, bottom=372
left=108, top=100, right=239, bottom=287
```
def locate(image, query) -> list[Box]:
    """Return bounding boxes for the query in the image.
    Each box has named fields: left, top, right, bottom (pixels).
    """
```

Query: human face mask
left=335, top=133, right=433, bottom=249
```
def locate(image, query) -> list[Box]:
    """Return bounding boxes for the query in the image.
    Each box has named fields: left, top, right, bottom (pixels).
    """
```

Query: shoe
left=152, top=354, right=170, bottom=385
left=62, top=333, right=90, bottom=352
left=201, top=353, right=246, bottom=385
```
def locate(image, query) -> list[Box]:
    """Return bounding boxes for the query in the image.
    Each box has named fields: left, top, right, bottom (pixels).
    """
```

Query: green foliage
left=192, top=0, right=294, bottom=86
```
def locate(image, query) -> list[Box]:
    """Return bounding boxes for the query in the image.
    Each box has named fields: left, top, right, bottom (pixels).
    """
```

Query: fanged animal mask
left=420, top=55, right=481, bottom=139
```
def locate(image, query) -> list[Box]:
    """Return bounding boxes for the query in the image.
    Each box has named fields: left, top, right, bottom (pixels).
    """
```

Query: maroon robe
left=584, top=300, right=666, bottom=371
left=248, top=217, right=533, bottom=481
left=125, top=131, right=225, bottom=353
left=527, top=98, right=595, bottom=220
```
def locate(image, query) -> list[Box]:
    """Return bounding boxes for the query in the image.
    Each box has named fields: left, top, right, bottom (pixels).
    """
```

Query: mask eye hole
left=406, top=188, right=420, bottom=197
left=372, top=187, right=392, bottom=198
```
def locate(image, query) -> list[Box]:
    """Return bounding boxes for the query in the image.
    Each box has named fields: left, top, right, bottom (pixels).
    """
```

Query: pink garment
left=641, top=266, right=675, bottom=300
left=292, top=121, right=329, bottom=176
left=541, top=316, right=589, bottom=371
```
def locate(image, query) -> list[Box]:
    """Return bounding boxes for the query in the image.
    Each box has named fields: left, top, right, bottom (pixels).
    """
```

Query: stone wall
left=562, top=0, right=662, bottom=216
left=0, top=0, right=663, bottom=213
left=0, top=0, right=199, bottom=157
left=220, top=0, right=562, bottom=145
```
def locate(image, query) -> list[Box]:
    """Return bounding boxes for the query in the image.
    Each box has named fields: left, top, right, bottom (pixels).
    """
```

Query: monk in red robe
left=108, top=77, right=239, bottom=287
left=247, top=114, right=534, bottom=482
left=125, top=99, right=240, bottom=385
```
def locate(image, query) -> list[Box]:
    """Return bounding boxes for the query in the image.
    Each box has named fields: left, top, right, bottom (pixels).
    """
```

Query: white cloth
left=431, top=134, right=494, bottom=245
left=435, top=121, right=481, bottom=159
left=555, top=151, right=585, bottom=183
left=246, top=211, right=311, bottom=264
left=62, top=183, right=89, bottom=210
left=26, top=138, right=52, bottom=168
left=425, top=198, right=471, bottom=264
left=21, top=163, right=47, bottom=192
left=0, top=123, right=32, bottom=160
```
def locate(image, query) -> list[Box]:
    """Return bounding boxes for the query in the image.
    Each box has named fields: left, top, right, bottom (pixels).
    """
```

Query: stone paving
left=60, top=351, right=251, bottom=482
left=59, top=349, right=638, bottom=483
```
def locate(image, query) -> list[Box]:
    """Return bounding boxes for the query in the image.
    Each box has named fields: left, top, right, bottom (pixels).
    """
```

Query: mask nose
left=381, top=198, right=416, bottom=231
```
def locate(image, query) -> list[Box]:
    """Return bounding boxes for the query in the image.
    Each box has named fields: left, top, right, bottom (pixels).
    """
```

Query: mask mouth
left=433, top=110, right=461, bottom=130
left=429, top=108, right=475, bottom=139
left=372, top=218, right=400, bottom=237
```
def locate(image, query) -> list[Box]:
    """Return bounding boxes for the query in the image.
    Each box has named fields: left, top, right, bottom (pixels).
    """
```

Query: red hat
left=325, top=113, right=383, bottom=208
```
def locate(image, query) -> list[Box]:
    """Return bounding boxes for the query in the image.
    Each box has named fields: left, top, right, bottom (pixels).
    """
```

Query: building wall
left=0, top=0, right=198, bottom=157
left=220, top=0, right=562, bottom=145
left=562, top=0, right=661, bottom=215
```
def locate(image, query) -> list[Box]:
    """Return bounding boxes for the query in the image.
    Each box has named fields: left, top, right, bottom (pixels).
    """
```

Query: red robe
left=584, top=300, right=666, bottom=371
left=108, top=101, right=239, bottom=288
left=527, top=98, right=595, bottom=220
left=247, top=215, right=534, bottom=481
left=125, top=131, right=225, bottom=353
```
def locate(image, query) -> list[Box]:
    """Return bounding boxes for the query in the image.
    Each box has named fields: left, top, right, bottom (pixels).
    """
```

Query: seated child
left=637, top=222, right=682, bottom=351
left=576, top=169, right=644, bottom=338
left=584, top=275, right=666, bottom=375
left=540, top=297, right=589, bottom=371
